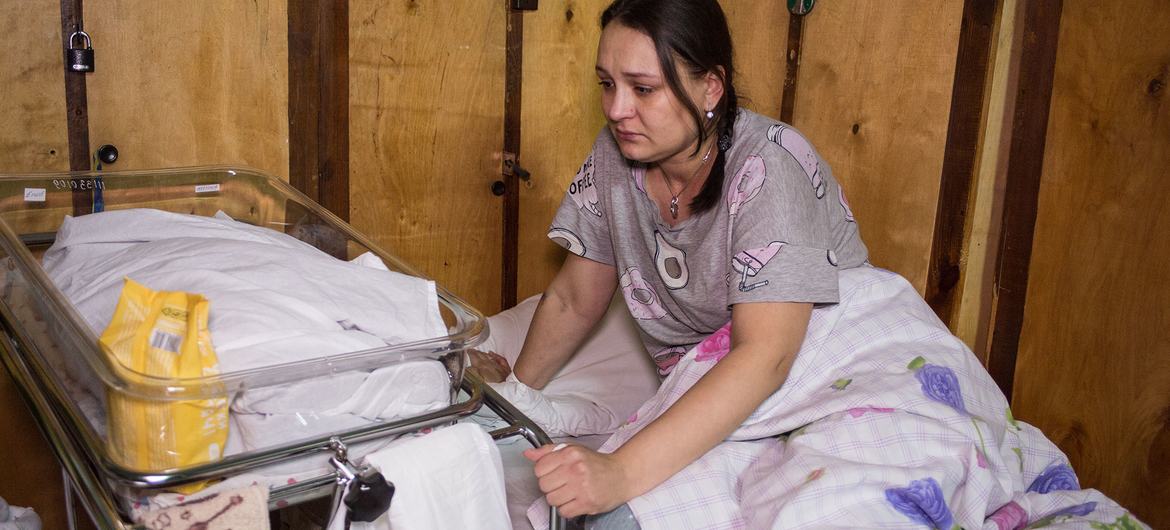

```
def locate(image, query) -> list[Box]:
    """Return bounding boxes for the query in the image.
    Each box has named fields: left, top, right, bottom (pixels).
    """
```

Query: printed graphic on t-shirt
left=569, top=154, right=602, bottom=216
left=731, top=241, right=787, bottom=292
left=654, top=232, right=689, bottom=289
left=766, top=124, right=825, bottom=199
left=548, top=227, right=586, bottom=256
left=727, top=155, right=767, bottom=216
left=838, top=185, right=855, bottom=222
left=652, top=345, right=688, bottom=377
left=620, top=266, right=668, bottom=320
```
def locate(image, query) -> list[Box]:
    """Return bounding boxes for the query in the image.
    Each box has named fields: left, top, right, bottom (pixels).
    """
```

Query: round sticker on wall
left=787, top=0, right=815, bottom=16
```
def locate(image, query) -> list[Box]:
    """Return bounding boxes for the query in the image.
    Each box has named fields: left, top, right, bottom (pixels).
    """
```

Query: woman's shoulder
left=731, top=109, right=819, bottom=156
left=728, top=108, right=825, bottom=180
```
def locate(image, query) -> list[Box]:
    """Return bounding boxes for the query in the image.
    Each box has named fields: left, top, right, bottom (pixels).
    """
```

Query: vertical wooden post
left=288, top=0, right=349, bottom=221
left=61, top=0, right=92, bottom=216
left=986, top=0, right=1063, bottom=400
left=502, top=2, right=524, bottom=310
left=780, top=13, right=803, bottom=124
left=925, top=0, right=999, bottom=325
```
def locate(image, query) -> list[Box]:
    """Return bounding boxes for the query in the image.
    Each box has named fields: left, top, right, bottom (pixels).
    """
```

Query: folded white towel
left=330, top=423, right=509, bottom=530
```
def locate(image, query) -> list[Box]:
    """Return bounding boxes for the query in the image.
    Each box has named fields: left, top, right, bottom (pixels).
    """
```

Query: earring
left=706, top=110, right=715, bottom=119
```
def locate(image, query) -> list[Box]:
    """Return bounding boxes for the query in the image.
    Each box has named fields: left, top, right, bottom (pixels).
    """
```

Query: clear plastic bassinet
left=0, top=166, right=489, bottom=490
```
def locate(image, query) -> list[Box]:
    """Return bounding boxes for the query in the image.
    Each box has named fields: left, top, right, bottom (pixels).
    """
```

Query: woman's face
left=595, top=23, right=709, bottom=165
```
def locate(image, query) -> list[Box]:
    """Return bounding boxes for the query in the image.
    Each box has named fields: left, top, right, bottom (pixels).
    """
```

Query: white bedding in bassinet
left=40, top=208, right=453, bottom=455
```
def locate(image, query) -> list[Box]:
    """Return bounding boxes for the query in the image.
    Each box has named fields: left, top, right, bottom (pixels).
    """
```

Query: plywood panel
left=1012, top=1, right=1170, bottom=526
left=721, top=0, right=789, bottom=120
left=517, top=0, right=790, bottom=300
left=350, top=0, right=506, bottom=314
left=517, top=0, right=609, bottom=300
left=794, top=1, right=964, bottom=292
left=0, top=0, right=68, bottom=173
left=0, top=3, right=72, bottom=528
left=84, top=1, right=289, bottom=178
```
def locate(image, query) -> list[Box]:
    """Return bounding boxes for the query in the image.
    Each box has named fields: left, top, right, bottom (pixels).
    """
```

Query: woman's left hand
left=466, top=348, right=512, bottom=383
left=523, top=444, right=631, bottom=518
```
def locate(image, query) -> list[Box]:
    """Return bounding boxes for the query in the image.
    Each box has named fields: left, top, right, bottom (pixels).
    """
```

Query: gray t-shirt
left=548, top=109, right=868, bottom=376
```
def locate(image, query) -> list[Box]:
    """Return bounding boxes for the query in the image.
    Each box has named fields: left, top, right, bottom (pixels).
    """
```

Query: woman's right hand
left=467, top=348, right=512, bottom=383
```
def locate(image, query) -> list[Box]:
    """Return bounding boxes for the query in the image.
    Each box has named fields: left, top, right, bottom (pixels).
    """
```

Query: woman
left=476, top=0, right=866, bottom=523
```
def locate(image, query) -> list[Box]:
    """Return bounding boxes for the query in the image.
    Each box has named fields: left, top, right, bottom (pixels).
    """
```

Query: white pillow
left=480, top=294, right=660, bottom=437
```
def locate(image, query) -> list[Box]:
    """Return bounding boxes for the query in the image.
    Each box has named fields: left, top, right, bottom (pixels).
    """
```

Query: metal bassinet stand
left=0, top=314, right=565, bottom=529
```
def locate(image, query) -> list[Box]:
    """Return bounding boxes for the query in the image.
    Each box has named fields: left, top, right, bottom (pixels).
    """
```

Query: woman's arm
left=526, top=300, right=811, bottom=517
left=512, top=253, right=618, bottom=390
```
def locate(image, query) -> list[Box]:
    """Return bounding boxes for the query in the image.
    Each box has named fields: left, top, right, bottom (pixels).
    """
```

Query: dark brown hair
left=601, top=0, right=738, bottom=214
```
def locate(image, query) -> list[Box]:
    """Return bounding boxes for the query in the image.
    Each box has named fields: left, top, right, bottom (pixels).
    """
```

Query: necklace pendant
left=669, top=197, right=679, bottom=219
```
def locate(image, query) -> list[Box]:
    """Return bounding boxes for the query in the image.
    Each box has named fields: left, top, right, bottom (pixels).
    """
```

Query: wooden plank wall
left=348, top=0, right=506, bottom=314
left=83, top=0, right=289, bottom=177
left=0, top=3, right=77, bottom=528
left=0, top=1, right=69, bottom=173
left=1010, top=1, right=1170, bottom=526
left=794, top=1, right=964, bottom=294
left=516, top=0, right=610, bottom=302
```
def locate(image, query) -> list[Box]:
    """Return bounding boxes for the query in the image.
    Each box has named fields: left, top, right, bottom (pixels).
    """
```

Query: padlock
left=67, top=31, right=95, bottom=73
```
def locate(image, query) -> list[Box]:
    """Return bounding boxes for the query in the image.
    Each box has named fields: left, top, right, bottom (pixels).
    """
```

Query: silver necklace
left=662, top=143, right=714, bottom=219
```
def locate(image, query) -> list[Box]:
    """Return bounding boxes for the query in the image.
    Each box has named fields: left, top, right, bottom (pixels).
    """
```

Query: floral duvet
left=529, top=266, right=1145, bottom=530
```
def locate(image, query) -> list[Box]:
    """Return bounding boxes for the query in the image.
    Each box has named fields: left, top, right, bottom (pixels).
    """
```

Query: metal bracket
left=501, top=152, right=518, bottom=176
left=328, top=437, right=360, bottom=482
left=501, top=152, right=531, bottom=184
left=511, top=0, right=538, bottom=11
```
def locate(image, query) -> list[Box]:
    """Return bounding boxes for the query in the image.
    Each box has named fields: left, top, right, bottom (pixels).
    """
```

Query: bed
left=479, top=272, right=1150, bottom=529
left=0, top=166, right=566, bottom=529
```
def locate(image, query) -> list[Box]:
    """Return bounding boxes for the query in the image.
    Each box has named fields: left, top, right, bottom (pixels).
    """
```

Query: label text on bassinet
left=24, top=188, right=46, bottom=202
left=195, top=184, right=221, bottom=193
left=149, top=329, right=182, bottom=354
left=52, top=178, right=104, bottom=191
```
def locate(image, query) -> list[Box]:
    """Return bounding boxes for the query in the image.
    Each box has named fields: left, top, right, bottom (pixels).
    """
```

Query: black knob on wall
left=96, top=144, right=118, bottom=165
left=491, top=181, right=507, bottom=196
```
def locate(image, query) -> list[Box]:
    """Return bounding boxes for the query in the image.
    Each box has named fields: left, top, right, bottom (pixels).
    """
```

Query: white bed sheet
left=41, top=208, right=453, bottom=454
left=480, top=294, right=660, bottom=437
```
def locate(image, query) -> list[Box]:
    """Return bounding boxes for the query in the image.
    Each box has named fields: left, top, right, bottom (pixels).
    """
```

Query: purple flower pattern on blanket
left=694, top=323, right=732, bottom=363
left=885, top=477, right=954, bottom=529
left=1028, top=462, right=1080, bottom=494
left=1028, top=501, right=1098, bottom=527
left=987, top=501, right=1028, bottom=530
left=914, top=362, right=967, bottom=414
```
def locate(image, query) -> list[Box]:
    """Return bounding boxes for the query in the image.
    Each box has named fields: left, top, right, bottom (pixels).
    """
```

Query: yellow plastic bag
left=99, top=278, right=228, bottom=492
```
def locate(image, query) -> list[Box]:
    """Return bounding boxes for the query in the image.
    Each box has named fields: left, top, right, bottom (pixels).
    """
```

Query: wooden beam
left=779, top=13, right=803, bottom=124
left=288, top=0, right=349, bottom=221
left=61, top=0, right=92, bottom=216
left=987, top=0, right=1064, bottom=401
left=502, top=2, right=524, bottom=310
left=925, top=0, right=999, bottom=324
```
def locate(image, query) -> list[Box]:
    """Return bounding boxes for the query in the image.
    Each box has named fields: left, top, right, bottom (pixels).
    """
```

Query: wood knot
left=1147, top=406, right=1170, bottom=485
left=565, top=8, right=574, bottom=22
left=1148, top=76, right=1165, bottom=97
left=1057, top=420, right=1087, bottom=459
left=851, top=123, right=860, bottom=135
